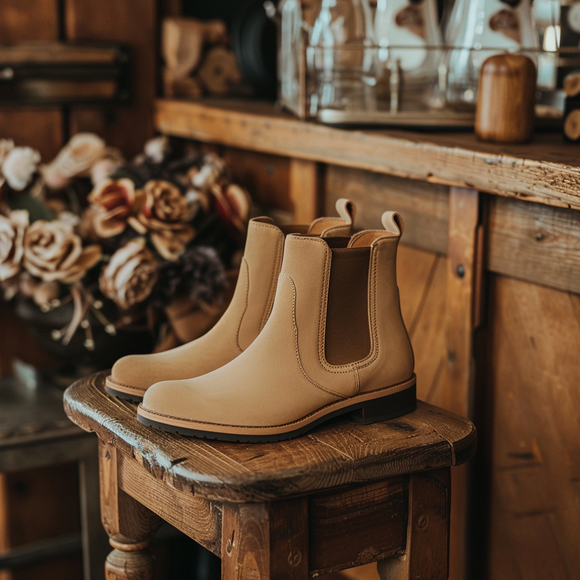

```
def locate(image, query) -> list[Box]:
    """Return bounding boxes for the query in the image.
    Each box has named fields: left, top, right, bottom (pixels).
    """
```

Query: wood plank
left=0, top=0, right=59, bottom=42
left=117, top=450, right=221, bottom=556
left=222, top=149, right=292, bottom=212
left=309, top=479, right=407, bottom=575
left=444, top=188, right=481, bottom=580
left=325, top=167, right=448, bottom=254
left=486, top=275, right=580, bottom=580
left=64, top=373, right=476, bottom=503
left=221, top=498, right=309, bottom=580
left=65, top=0, right=157, bottom=157
left=488, top=195, right=580, bottom=295
left=378, top=469, right=450, bottom=580
left=290, top=159, right=319, bottom=223
left=155, top=98, right=580, bottom=210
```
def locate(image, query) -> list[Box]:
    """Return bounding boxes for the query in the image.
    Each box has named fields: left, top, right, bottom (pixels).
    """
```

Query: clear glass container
left=309, top=0, right=377, bottom=112
left=444, top=0, right=540, bottom=109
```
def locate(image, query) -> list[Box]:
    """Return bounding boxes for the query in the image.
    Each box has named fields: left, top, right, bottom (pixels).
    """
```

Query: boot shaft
left=277, top=211, right=413, bottom=390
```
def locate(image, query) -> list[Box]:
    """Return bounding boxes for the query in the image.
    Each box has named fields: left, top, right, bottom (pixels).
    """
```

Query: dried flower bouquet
left=0, top=133, right=250, bottom=358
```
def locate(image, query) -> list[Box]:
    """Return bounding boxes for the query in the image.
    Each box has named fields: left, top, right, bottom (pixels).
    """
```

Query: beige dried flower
left=191, top=153, right=227, bottom=192
left=0, top=210, right=29, bottom=281
left=88, top=178, right=140, bottom=238
left=2, top=147, right=41, bottom=190
left=143, top=136, right=169, bottom=163
left=129, top=180, right=194, bottom=261
left=42, top=133, right=106, bottom=189
left=99, top=237, right=158, bottom=309
left=0, top=139, right=14, bottom=187
left=23, top=219, right=102, bottom=283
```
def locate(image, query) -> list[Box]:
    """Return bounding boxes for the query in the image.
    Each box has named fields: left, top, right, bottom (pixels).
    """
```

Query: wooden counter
left=155, top=98, right=580, bottom=580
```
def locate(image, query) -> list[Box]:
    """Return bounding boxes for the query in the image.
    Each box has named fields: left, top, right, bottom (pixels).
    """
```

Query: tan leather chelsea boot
left=105, top=199, right=356, bottom=402
left=137, top=211, right=416, bottom=441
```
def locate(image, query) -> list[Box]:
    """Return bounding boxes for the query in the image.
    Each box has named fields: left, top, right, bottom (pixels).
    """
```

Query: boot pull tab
left=335, top=198, right=356, bottom=225
left=381, top=211, right=404, bottom=237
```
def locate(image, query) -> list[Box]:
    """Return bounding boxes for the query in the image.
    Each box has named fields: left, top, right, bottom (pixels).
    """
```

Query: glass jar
left=309, top=0, right=377, bottom=111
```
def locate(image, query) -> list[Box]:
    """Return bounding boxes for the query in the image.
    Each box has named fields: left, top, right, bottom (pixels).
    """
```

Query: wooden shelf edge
left=155, top=98, right=580, bottom=211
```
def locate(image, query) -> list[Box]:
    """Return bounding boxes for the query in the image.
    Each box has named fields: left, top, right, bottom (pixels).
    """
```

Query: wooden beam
left=290, top=158, right=319, bottom=223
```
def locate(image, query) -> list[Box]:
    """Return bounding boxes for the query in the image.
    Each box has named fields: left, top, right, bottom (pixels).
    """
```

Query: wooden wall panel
left=65, top=0, right=157, bottom=157
left=325, top=166, right=449, bottom=254
left=0, top=0, right=59, bottom=42
left=486, top=275, right=580, bottom=580
left=488, top=195, right=580, bottom=295
left=0, top=0, right=63, bottom=159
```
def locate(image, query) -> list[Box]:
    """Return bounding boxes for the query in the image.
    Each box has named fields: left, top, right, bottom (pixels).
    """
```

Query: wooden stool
left=64, top=372, right=476, bottom=580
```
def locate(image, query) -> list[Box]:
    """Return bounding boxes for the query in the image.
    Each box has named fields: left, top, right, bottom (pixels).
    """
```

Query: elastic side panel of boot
left=325, top=248, right=372, bottom=366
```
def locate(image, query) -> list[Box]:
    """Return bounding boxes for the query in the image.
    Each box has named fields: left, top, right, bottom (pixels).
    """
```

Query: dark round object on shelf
left=231, top=0, right=278, bottom=99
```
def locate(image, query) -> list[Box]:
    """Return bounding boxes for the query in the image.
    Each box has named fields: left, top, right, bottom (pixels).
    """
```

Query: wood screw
left=226, top=539, right=232, bottom=556
left=417, top=515, right=428, bottom=529
left=456, top=265, right=465, bottom=278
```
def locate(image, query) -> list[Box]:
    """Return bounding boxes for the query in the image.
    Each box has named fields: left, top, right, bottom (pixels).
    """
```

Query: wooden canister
left=475, top=53, right=537, bottom=143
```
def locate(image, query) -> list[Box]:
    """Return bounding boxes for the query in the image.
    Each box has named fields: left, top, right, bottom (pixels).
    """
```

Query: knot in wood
left=288, top=550, right=302, bottom=566
left=416, top=515, right=428, bottom=529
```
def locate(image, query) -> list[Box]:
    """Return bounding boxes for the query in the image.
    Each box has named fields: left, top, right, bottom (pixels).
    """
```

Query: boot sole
left=137, top=376, right=416, bottom=443
left=105, top=376, right=144, bottom=404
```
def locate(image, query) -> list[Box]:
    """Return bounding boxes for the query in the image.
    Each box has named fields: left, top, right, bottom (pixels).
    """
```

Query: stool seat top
left=64, top=372, right=476, bottom=502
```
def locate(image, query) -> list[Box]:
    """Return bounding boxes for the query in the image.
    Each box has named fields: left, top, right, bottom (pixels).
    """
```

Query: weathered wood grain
left=378, top=469, right=450, bottom=580
left=117, top=451, right=221, bottom=555
left=222, top=498, right=309, bottom=580
left=486, top=275, right=580, bottom=580
left=444, top=188, right=481, bottom=580
left=488, top=195, right=580, bottom=295
left=309, top=479, right=407, bottom=575
left=63, top=373, right=476, bottom=503
left=325, top=168, right=449, bottom=255
left=155, top=98, right=580, bottom=210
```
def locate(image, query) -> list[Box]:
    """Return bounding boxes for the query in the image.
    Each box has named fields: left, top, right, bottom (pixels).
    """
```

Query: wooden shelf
left=155, top=98, right=580, bottom=210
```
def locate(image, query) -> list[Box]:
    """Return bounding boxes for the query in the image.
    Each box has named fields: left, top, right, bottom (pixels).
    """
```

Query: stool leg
left=221, top=498, right=308, bottom=580
left=378, top=468, right=450, bottom=580
left=98, top=441, right=161, bottom=580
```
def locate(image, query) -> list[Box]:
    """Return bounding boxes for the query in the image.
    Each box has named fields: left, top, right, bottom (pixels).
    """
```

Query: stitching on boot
left=260, top=233, right=284, bottom=331
left=281, top=273, right=345, bottom=399
left=235, top=258, right=250, bottom=353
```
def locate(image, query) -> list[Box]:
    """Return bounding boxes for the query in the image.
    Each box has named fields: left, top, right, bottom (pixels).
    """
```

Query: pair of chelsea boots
left=106, top=199, right=416, bottom=442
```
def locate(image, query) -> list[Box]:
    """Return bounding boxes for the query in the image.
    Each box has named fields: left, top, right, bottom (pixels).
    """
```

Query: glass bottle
left=309, top=0, right=376, bottom=111
left=445, top=0, right=540, bottom=109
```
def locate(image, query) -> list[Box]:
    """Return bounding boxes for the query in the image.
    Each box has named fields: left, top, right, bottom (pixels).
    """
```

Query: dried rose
left=2, top=147, right=41, bottom=190
left=129, top=180, right=194, bottom=261
left=0, top=139, right=14, bottom=188
left=190, top=153, right=227, bottom=192
left=23, top=220, right=102, bottom=283
left=42, top=133, right=105, bottom=189
left=210, top=183, right=251, bottom=234
left=90, top=157, right=120, bottom=186
left=88, top=178, right=140, bottom=238
left=99, top=237, right=158, bottom=309
left=143, top=136, right=169, bottom=163
left=17, top=272, right=59, bottom=309
left=0, top=210, right=28, bottom=281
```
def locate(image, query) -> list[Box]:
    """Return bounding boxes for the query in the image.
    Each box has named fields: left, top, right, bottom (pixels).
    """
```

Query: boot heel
left=352, top=384, right=417, bottom=425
